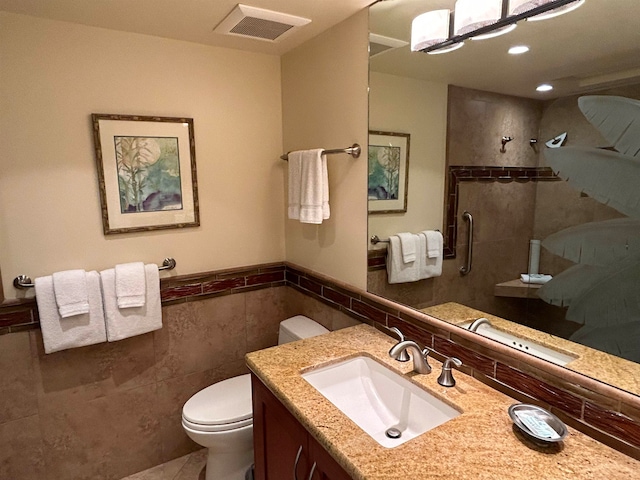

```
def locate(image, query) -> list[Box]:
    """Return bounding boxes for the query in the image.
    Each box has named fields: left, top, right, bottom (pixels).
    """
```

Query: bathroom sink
left=301, top=355, right=460, bottom=448
left=459, top=322, right=576, bottom=366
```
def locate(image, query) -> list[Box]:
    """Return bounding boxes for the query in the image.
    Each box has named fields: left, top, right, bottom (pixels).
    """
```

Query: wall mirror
left=367, top=0, right=640, bottom=397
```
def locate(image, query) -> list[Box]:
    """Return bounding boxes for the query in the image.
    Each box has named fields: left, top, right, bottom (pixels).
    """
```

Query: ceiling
left=370, top=0, right=640, bottom=99
left=0, top=0, right=373, bottom=55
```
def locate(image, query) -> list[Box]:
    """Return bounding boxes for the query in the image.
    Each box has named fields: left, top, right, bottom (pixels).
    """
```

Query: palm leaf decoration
left=578, top=95, right=640, bottom=157
left=538, top=261, right=640, bottom=326
left=543, top=146, right=640, bottom=220
left=542, top=218, right=640, bottom=266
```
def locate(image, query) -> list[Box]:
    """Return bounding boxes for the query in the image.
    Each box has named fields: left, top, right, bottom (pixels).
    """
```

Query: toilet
left=181, top=315, right=330, bottom=480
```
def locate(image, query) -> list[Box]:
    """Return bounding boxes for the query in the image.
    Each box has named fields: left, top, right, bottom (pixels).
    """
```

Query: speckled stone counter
left=246, top=324, right=640, bottom=480
left=422, top=302, right=640, bottom=397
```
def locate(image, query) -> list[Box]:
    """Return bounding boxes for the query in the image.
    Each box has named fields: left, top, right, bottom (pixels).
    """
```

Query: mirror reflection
left=367, top=0, right=640, bottom=396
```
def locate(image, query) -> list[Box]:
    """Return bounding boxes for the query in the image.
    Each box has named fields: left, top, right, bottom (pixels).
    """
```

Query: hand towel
left=418, top=232, right=443, bottom=279
left=387, top=235, right=422, bottom=284
left=288, top=149, right=330, bottom=224
left=397, top=232, right=417, bottom=263
left=35, top=271, right=107, bottom=354
left=52, top=269, right=89, bottom=318
left=423, top=230, right=444, bottom=259
left=115, top=262, right=146, bottom=308
left=520, top=274, right=553, bottom=284
left=101, top=264, right=162, bottom=342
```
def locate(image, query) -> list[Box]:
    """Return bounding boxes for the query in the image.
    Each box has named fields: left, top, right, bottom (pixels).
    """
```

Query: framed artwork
left=368, top=130, right=410, bottom=214
left=91, top=114, right=200, bottom=235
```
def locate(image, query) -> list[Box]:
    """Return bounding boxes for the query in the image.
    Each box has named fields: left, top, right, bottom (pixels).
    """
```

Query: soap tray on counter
left=508, top=404, right=568, bottom=446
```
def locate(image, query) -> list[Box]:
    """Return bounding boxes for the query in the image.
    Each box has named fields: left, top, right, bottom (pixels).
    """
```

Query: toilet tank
left=278, top=315, right=330, bottom=345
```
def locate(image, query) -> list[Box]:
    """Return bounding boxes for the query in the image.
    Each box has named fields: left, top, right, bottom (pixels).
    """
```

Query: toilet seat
left=182, top=373, right=252, bottom=432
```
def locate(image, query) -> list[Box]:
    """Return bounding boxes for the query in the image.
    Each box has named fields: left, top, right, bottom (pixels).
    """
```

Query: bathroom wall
left=281, top=10, right=369, bottom=291
left=368, top=72, right=448, bottom=245
left=369, top=85, right=544, bottom=321
left=0, top=12, right=285, bottom=300
left=0, top=274, right=360, bottom=479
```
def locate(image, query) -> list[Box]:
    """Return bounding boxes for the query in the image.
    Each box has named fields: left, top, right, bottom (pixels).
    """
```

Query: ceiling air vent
left=214, top=4, right=311, bottom=42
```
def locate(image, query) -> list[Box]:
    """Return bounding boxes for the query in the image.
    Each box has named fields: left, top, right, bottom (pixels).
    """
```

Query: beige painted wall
left=368, top=72, right=448, bottom=246
left=281, top=11, right=369, bottom=290
left=0, top=12, right=285, bottom=299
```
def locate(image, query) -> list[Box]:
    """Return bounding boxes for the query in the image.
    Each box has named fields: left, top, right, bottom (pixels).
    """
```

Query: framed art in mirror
left=368, top=130, right=410, bottom=214
left=91, top=114, right=200, bottom=235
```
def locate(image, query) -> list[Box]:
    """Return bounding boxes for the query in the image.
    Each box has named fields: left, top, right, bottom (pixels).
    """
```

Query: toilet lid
left=182, top=373, right=252, bottom=426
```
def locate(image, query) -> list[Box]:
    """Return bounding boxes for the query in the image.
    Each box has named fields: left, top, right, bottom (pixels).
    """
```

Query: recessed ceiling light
left=508, top=45, right=529, bottom=55
left=536, top=84, right=554, bottom=92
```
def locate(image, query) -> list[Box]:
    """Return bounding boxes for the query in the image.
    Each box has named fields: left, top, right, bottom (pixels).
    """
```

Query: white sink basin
left=460, top=322, right=576, bottom=366
left=301, top=355, right=460, bottom=448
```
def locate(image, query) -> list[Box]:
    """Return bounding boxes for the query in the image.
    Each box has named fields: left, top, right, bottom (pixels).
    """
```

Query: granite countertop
left=246, top=324, right=639, bottom=480
left=421, top=302, right=640, bottom=397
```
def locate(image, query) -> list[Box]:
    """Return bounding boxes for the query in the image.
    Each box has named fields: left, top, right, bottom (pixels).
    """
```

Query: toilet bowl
left=181, top=315, right=329, bottom=480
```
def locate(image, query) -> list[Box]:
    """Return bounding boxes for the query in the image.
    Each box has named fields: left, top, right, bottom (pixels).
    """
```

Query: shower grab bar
left=280, top=144, right=361, bottom=161
left=370, top=232, right=440, bottom=245
left=13, top=257, right=177, bottom=289
left=459, top=211, right=473, bottom=276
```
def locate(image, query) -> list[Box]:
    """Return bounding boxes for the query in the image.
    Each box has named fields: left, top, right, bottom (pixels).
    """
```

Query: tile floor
left=120, top=449, right=207, bottom=480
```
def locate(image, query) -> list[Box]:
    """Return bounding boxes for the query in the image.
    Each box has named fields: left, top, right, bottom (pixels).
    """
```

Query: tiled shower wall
left=368, top=85, right=544, bottom=320
left=0, top=265, right=359, bottom=480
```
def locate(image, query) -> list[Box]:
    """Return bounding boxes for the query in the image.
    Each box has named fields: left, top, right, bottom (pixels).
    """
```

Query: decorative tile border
left=2, top=261, right=640, bottom=458
left=443, top=165, right=560, bottom=258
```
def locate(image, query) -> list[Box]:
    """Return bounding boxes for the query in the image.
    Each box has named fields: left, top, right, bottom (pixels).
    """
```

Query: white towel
left=115, top=262, right=146, bottom=308
left=423, top=230, right=443, bottom=259
left=287, top=149, right=330, bottom=224
left=397, top=232, right=417, bottom=263
left=35, top=271, right=107, bottom=354
left=387, top=235, right=422, bottom=284
left=520, top=274, right=553, bottom=284
left=52, top=269, right=90, bottom=318
left=101, top=264, right=162, bottom=341
left=418, top=232, right=443, bottom=279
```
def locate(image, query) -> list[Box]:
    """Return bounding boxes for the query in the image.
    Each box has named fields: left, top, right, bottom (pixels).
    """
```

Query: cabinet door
left=252, top=374, right=310, bottom=480
left=309, top=434, right=353, bottom=480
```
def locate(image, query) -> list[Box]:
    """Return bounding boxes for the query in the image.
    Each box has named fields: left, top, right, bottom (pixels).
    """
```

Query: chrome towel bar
left=370, top=231, right=440, bottom=245
left=459, top=211, right=473, bottom=276
left=13, top=257, right=177, bottom=289
left=280, top=144, right=361, bottom=161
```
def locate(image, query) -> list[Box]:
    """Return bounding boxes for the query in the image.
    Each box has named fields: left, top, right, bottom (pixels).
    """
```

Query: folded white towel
left=418, top=232, right=443, bottom=279
left=288, top=149, right=330, bottom=224
left=423, top=230, right=443, bottom=259
left=52, top=269, right=90, bottom=318
left=520, top=274, right=553, bottom=284
left=36, top=271, right=107, bottom=354
left=115, top=262, right=146, bottom=308
left=387, top=235, right=422, bottom=284
left=397, top=232, right=417, bottom=263
left=101, top=264, right=162, bottom=341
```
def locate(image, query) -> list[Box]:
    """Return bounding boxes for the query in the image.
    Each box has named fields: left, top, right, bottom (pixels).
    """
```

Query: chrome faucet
left=468, top=317, right=491, bottom=332
left=389, top=340, right=431, bottom=374
left=387, top=326, right=410, bottom=362
left=437, top=357, right=463, bottom=387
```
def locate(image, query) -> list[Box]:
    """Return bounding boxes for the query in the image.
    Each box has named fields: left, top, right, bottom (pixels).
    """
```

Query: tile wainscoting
left=1, top=262, right=640, bottom=479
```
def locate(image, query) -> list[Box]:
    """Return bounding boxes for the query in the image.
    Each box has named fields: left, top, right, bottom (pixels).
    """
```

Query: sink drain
left=385, top=427, right=402, bottom=439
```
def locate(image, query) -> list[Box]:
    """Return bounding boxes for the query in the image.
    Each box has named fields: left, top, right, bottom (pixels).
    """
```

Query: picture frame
left=91, top=114, right=200, bottom=235
left=368, top=130, right=410, bottom=214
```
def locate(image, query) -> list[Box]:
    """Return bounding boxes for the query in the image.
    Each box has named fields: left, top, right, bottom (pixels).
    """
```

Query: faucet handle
left=437, top=357, right=462, bottom=387
left=388, top=327, right=410, bottom=362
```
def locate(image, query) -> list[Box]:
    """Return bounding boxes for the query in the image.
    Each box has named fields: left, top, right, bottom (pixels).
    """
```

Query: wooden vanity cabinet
left=251, top=374, right=352, bottom=480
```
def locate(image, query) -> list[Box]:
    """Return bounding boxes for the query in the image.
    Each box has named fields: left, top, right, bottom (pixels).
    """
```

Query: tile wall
left=3, top=261, right=640, bottom=478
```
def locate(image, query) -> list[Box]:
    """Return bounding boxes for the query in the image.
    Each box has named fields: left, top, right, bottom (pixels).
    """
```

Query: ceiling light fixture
left=536, top=84, right=554, bottom=92
left=411, top=0, right=585, bottom=54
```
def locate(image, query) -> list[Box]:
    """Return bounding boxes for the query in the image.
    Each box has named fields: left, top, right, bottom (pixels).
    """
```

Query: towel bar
left=280, top=144, right=361, bottom=161
left=370, top=232, right=441, bottom=245
left=13, top=257, right=177, bottom=289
